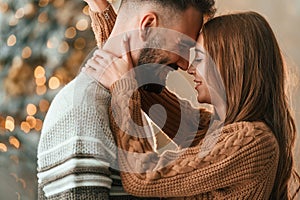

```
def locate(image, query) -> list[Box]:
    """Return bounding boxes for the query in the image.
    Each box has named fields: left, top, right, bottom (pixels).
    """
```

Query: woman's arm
left=85, top=0, right=117, bottom=47
left=139, top=88, right=211, bottom=147
left=85, top=1, right=209, bottom=145
left=109, top=78, right=279, bottom=198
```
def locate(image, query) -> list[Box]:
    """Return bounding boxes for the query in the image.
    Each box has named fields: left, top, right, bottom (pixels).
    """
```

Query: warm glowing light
left=38, top=12, right=48, bottom=23
left=39, top=99, right=50, bottom=112
left=36, top=85, right=47, bottom=95
left=58, top=41, right=69, bottom=53
left=21, top=122, right=31, bottom=133
left=76, top=19, right=89, bottom=31
left=0, top=116, right=5, bottom=130
left=24, top=3, right=35, bottom=16
left=26, top=116, right=37, bottom=129
left=65, top=27, right=76, bottom=39
left=7, top=35, right=17, bottom=46
left=35, top=119, right=43, bottom=131
left=47, top=37, right=58, bottom=49
left=74, top=38, right=86, bottom=50
left=15, top=8, right=25, bottom=19
left=83, top=5, right=89, bottom=15
left=34, top=66, right=46, bottom=78
left=0, top=143, right=7, bottom=152
left=27, top=104, right=37, bottom=116
left=39, top=0, right=49, bottom=7
left=9, top=17, right=18, bottom=26
left=9, top=136, right=20, bottom=149
left=49, top=77, right=60, bottom=89
left=35, top=77, right=47, bottom=86
left=0, top=2, right=9, bottom=13
left=5, top=116, right=15, bottom=132
left=22, top=46, right=32, bottom=59
left=53, top=0, right=65, bottom=8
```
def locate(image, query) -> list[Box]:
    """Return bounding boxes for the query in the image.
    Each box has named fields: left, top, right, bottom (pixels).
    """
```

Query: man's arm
left=37, top=73, right=115, bottom=199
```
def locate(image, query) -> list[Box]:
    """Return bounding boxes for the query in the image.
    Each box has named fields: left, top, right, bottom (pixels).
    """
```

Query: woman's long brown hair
left=202, top=11, right=299, bottom=199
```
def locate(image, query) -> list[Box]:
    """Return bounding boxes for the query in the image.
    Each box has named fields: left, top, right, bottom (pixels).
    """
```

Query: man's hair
left=120, top=0, right=216, bottom=19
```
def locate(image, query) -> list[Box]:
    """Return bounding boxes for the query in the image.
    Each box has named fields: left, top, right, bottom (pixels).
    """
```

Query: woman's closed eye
left=194, top=57, right=203, bottom=63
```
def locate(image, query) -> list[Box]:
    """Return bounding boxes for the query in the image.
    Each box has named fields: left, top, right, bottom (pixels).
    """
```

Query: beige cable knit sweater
left=109, top=78, right=279, bottom=199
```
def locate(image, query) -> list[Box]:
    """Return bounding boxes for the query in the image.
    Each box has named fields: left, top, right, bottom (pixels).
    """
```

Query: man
left=37, top=0, right=216, bottom=199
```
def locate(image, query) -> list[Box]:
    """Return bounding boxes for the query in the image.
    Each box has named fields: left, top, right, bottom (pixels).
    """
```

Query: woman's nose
left=188, top=64, right=196, bottom=75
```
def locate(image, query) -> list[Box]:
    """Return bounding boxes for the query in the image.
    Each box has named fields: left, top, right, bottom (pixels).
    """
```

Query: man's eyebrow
left=181, top=39, right=196, bottom=48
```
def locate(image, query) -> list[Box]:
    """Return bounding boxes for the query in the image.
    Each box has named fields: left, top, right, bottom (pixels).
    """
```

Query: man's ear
left=139, top=12, right=158, bottom=41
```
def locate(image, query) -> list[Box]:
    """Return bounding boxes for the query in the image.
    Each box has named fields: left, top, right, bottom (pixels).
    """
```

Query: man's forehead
left=172, top=7, right=203, bottom=40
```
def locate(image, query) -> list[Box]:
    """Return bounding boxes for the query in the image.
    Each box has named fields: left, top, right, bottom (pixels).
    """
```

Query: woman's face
left=188, top=34, right=211, bottom=104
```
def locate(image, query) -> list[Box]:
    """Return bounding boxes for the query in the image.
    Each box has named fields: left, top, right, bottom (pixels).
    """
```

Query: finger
left=94, top=48, right=116, bottom=61
left=85, top=58, right=100, bottom=70
left=122, top=34, right=133, bottom=69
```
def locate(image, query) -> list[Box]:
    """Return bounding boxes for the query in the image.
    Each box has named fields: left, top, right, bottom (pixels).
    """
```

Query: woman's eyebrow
left=195, top=48, right=205, bottom=54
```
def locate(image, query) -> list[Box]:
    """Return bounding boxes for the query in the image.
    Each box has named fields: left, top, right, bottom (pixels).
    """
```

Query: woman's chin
left=197, top=94, right=211, bottom=104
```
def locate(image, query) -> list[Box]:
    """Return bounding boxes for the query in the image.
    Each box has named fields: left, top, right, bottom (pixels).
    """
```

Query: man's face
left=136, top=7, right=203, bottom=93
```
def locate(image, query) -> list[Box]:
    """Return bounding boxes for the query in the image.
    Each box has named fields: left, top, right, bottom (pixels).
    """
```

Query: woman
left=84, top=1, right=300, bottom=199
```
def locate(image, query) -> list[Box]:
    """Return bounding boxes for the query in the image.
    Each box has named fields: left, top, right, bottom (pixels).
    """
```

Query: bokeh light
left=39, top=99, right=50, bottom=112
left=9, top=136, right=20, bottom=149
left=34, top=66, right=46, bottom=78
left=65, top=27, right=77, bottom=39
left=20, top=122, right=31, bottom=134
left=49, top=77, right=60, bottom=89
left=74, top=37, right=86, bottom=50
left=0, top=143, right=8, bottom=152
left=36, top=85, right=47, bottom=95
left=5, top=116, right=15, bottom=132
left=76, top=19, right=89, bottom=31
left=15, top=8, right=25, bottom=19
left=58, top=41, right=69, bottom=53
left=7, top=35, right=17, bottom=46
left=27, top=104, right=37, bottom=116
left=22, top=46, right=32, bottom=59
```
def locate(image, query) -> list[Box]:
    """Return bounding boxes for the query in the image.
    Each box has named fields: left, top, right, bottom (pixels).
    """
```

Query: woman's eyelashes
left=194, top=57, right=203, bottom=63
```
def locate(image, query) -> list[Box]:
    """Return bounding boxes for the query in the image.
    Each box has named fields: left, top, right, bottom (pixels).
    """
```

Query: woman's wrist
left=110, top=78, right=138, bottom=94
left=88, top=0, right=110, bottom=12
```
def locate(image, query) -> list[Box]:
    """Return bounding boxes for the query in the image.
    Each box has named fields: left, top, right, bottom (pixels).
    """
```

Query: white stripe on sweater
left=37, top=158, right=110, bottom=183
left=38, top=135, right=116, bottom=159
left=43, top=174, right=112, bottom=197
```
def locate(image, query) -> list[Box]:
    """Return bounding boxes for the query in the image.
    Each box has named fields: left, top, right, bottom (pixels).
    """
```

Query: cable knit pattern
left=109, top=78, right=279, bottom=199
left=89, top=3, right=117, bottom=48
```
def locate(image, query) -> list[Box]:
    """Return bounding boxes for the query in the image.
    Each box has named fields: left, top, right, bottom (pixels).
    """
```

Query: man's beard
left=135, top=48, right=171, bottom=94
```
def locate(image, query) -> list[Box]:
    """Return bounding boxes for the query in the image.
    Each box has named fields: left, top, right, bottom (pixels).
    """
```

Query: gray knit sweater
left=37, top=72, right=154, bottom=199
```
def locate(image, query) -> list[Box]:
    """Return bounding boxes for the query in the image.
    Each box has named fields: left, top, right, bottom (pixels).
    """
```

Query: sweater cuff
left=111, top=78, right=138, bottom=95
left=89, top=4, right=117, bottom=26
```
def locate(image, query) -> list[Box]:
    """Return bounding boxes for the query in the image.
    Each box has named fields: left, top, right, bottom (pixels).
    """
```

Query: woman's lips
left=194, top=80, right=203, bottom=89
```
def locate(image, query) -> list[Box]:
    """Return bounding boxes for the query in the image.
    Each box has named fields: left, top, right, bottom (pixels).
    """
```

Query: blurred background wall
left=0, top=0, right=299, bottom=199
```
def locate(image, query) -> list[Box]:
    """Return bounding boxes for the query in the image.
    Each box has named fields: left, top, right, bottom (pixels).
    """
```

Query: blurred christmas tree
left=0, top=0, right=96, bottom=199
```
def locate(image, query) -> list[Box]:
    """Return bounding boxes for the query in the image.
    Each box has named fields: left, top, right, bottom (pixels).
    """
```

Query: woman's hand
left=83, top=0, right=109, bottom=12
left=83, top=35, right=134, bottom=89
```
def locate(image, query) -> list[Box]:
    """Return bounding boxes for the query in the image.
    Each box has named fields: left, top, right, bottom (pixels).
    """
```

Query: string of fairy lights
left=0, top=0, right=97, bottom=153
